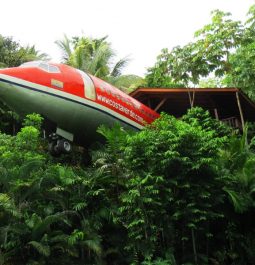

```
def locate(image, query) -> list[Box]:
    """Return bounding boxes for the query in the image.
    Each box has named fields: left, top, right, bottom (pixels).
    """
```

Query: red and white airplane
left=0, top=61, right=159, bottom=154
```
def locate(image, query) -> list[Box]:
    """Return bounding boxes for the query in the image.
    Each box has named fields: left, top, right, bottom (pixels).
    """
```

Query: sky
left=0, top=0, right=254, bottom=76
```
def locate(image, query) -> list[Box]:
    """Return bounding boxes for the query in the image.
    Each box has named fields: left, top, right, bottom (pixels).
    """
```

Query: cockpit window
left=20, top=61, right=41, bottom=68
left=39, top=62, right=49, bottom=72
left=49, top=65, right=60, bottom=73
left=20, top=61, right=60, bottom=73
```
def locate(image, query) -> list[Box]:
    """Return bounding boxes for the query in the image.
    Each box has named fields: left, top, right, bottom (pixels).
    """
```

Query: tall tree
left=145, top=48, right=185, bottom=87
left=223, top=5, right=255, bottom=99
left=145, top=9, right=244, bottom=87
left=56, top=35, right=129, bottom=81
left=0, top=35, right=48, bottom=68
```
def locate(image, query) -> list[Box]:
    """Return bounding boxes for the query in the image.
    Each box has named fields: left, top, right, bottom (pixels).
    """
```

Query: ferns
left=28, top=241, right=50, bottom=257
left=0, top=193, right=20, bottom=218
left=68, top=229, right=102, bottom=256
left=73, top=202, right=87, bottom=211
left=18, top=158, right=45, bottom=179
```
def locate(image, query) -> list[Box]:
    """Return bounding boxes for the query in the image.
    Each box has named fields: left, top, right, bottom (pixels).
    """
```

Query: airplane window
left=39, top=63, right=49, bottom=72
left=20, top=61, right=60, bottom=73
left=49, top=65, right=60, bottom=73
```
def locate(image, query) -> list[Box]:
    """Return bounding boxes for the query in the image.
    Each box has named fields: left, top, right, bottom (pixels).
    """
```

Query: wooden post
left=187, top=88, right=195, bottom=108
left=187, top=88, right=192, bottom=107
left=236, top=92, right=245, bottom=130
left=154, top=98, right=167, bottom=112
left=214, top=108, right=219, bottom=120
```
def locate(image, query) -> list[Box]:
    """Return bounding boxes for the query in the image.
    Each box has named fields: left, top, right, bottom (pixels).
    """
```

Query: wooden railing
left=221, top=117, right=241, bottom=129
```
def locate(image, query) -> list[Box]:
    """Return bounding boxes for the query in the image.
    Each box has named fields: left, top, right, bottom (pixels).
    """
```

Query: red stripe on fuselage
left=91, top=75, right=159, bottom=125
left=0, top=63, right=159, bottom=127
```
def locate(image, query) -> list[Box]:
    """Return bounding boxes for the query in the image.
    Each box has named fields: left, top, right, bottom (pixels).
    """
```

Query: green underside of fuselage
left=0, top=81, right=138, bottom=146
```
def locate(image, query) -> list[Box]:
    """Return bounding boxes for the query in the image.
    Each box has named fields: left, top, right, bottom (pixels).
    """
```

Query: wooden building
left=130, top=87, right=255, bottom=129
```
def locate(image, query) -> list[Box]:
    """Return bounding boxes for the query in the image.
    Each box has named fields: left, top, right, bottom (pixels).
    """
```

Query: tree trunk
left=191, top=228, right=198, bottom=265
left=236, top=92, right=245, bottom=130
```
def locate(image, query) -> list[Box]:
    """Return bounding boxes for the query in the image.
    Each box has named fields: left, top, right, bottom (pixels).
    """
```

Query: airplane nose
left=0, top=67, right=16, bottom=75
left=0, top=68, right=6, bottom=74
left=0, top=68, right=15, bottom=95
left=0, top=66, right=37, bottom=82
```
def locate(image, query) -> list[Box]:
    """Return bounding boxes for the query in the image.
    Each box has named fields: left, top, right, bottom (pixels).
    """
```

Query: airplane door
left=77, top=70, right=96, bottom=100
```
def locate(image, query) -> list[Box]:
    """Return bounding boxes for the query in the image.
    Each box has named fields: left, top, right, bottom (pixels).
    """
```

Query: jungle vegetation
left=0, top=4, right=255, bottom=265
left=0, top=110, right=254, bottom=265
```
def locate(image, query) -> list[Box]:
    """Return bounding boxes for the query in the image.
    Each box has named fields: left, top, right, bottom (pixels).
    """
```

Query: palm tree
left=18, top=45, right=49, bottom=63
left=56, top=35, right=129, bottom=81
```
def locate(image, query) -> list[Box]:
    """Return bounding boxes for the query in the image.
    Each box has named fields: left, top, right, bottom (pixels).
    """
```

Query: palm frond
left=84, top=238, right=102, bottom=256
left=20, top=45, right=49, bottom=61
left=0, top=193, right=20, bottom=218
left=32, top=211, right=73, bottom=240
left=223, top=187, right=250, bottom=213
left=89, top=43, right=113, bottom=77
left=110, top=56, right=130, bottom=77
left=55, top=35, right=73, bottom=62
left=28, top=241, right=50, bottom=257
left=70, top=45, right=85, bottom=69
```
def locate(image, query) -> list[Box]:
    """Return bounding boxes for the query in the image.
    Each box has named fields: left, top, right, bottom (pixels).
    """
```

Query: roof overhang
left=130, top=87, right=255, bottom=122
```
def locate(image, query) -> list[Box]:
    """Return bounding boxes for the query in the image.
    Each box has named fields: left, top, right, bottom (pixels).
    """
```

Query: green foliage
left=3, top=4, right=255, bottom=264
left=144, top=5, right=255, bottom=98
left=145, top=48, right=185, bottom=88
left=94, top=108, right=255, bottom=264
left=182, top=107, right=231, bottom=138
left=22, top=113, right=44, bottom=130
left=198, top=77, right=224, bottom=88
left=56, top=34, right=129, bottom=83
left=194, top=10, right=243, bottom=76
left=225, top=41, right=255, bottom=99
left=118, top=111, right=227, bottom=263
left=0, top=114, right=104, bottom=264
left=109, top=74, right=146, bottom=92
left=220, top=125, right=255, bottom=213
left=0, top=35, right=24, bottom=67
left=0, top=108, right=254, bottom=264
left=0, top=34, right=48, bottom=68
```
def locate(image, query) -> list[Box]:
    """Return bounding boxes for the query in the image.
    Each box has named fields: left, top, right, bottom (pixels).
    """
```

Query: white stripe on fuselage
left=0, top=74, right=144, bottom=130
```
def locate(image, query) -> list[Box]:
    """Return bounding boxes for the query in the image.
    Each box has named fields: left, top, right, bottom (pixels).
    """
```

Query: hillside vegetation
left=0, top=109, right=254, bottom=265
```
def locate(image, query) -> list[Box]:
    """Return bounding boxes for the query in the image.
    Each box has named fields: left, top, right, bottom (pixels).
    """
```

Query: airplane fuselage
left=0, top=62, right=159, bottom=147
